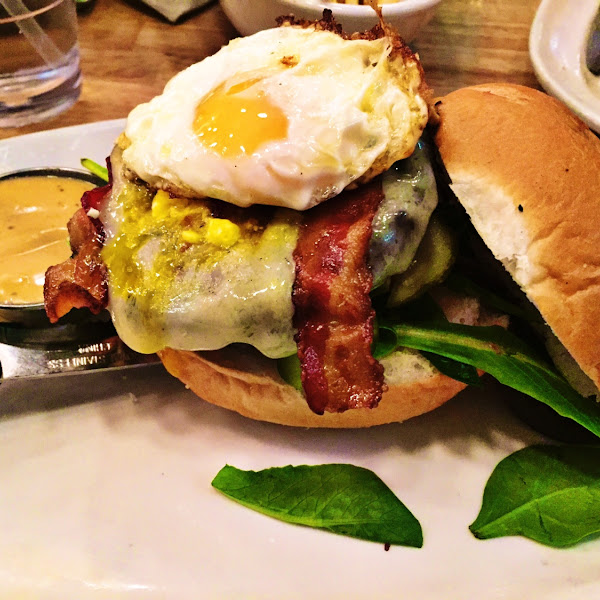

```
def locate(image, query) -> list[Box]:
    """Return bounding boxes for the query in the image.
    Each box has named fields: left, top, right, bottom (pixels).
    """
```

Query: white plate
left=1, top=122, right=600, bottom=599
left=530, top=0, right=600, bottom=133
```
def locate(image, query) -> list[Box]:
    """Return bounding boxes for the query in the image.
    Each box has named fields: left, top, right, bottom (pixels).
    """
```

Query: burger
left=44, top=12, right=600, bottom=431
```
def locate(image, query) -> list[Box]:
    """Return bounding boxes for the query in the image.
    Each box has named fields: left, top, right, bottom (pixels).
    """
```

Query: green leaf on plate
left=378, top=318, right=600, bottom=438
left=470, top=444, right=600, bottom=547
left=212, top=463, right=423, bottom=547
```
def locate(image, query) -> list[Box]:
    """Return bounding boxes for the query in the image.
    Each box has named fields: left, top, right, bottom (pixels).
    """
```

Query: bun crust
left=158, top=345, right=467, bottom=428
left=435, top=83, right=600, bottom=390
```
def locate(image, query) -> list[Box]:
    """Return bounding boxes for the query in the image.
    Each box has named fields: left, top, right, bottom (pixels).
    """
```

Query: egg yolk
left=193, top=78, right=288, bottom=157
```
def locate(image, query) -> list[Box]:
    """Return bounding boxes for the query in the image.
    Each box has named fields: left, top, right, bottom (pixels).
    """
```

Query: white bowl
left=529, top=0, right=600, bottom=134
left=219, top=0, right=442, bottom=42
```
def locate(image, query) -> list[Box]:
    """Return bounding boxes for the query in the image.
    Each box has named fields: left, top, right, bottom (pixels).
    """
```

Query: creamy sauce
left=0, top=176, right=94, bottom=305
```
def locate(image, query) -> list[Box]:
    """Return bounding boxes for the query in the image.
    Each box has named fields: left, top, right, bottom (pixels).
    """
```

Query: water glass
left=0, top=0, right=82, bottom=127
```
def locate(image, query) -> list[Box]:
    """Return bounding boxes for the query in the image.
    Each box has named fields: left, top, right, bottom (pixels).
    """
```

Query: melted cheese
left=101, top=181, right=299, bottom=356
left=369, top=140, right=438, bottom=288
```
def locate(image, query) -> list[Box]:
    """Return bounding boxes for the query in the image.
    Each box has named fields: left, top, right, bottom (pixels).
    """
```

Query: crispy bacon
left=293, top=181, right=385, bottom=414
left=44, top=202, right=109, bottom=323
left=44, top=164, right=112, bottom=322
left=80, top=183, right=110, bottom=240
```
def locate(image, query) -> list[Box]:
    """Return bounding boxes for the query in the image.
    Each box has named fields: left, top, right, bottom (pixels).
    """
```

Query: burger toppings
left=43, top=141, right=442, bottom=414
left=99, top=152, right=300, bottom=358
left=368, top=139, right=438, bottom=289
left=43, top=14, right=437, bottom=415
left=293, top=180, right=385, bottom=414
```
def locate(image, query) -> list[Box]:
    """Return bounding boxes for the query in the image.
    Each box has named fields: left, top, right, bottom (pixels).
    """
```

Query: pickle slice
left=386, top=216, right=457, bottom=307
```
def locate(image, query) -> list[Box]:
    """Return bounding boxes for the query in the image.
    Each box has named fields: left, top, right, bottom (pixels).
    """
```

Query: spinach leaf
left=276, top=354, right=302, bottom=391
left=470, top=444, right=600, bottom=547
left=372, top=321, right=401, bottom=360
left=421, top=351, right=482, bottom=387
left=372, top=294, right=446, bottom=360
left=379, top=318, right=600, bottom=438
left=212, top=464, right=423, bottom=547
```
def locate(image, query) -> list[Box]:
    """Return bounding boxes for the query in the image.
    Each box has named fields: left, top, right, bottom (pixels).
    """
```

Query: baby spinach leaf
left=372, top=294, right=445, bottom=360
left=276, top=354, right=302, bottom=391
left=372, top=321, right=401, bottom=359
left=470, top=444, right=600, bottom=547
left=421, top=351, right=482, bottom=387
left=212, top=464, right=423, bottom=548
left=379, top=318, right=600, bottom=438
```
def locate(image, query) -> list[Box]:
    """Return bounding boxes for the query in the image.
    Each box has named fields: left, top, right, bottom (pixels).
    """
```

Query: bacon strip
left=44, top=200, right=110, bottom=323
left=293, top=181, right=385, bottom=414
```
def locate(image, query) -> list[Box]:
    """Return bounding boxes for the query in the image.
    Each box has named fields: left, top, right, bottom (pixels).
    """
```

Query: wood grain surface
left=0, top=0, right=542, bottom=140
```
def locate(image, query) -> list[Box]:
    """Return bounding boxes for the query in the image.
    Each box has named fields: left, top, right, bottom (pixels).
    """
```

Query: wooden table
left=0, top=0, right=542, bottom=141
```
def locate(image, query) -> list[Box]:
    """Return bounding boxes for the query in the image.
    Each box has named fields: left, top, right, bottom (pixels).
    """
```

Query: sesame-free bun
left=158, top=290, right=503, bottom=428
left=435, top=83, right=600, bottom=390
left=158, top=345, right=466, bottom=428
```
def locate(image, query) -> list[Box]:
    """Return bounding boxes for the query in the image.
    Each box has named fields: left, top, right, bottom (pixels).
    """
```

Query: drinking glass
left=0, top=0, right=82, bottom=127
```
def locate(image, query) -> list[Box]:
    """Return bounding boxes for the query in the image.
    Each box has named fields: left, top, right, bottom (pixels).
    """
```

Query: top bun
left=435, top=83, right=600, bottom=391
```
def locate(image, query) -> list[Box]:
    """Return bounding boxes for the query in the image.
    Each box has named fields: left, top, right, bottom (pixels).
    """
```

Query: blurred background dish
left=529, top=0, right=600, bottom=134
left=219, top=0, right=443, bottom=41
left=136, top=0, right=213, bottom=22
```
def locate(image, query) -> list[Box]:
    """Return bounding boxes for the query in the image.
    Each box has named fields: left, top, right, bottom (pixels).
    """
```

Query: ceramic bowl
left=219, top=0, right=442, bottom=41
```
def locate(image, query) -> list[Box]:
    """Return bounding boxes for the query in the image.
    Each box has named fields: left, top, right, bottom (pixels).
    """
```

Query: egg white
left=122, top=25, right=428, bottom=210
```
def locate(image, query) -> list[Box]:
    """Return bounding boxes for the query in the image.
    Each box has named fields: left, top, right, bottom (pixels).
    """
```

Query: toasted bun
left=435, top=83, right=600, bottom=391
left=158, top=346, right=466, bottom=428
left=158, top=291, right=503, bottom=427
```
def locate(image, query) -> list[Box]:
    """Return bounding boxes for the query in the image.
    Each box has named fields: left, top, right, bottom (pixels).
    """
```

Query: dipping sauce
left=0, top=175, right=95, bottom=305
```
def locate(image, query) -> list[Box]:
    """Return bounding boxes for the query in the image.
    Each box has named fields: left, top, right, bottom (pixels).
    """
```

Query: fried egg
left=122, top=23, right=429, bottom=210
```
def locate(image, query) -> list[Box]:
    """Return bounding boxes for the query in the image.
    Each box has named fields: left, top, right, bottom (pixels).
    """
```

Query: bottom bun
left=158, top=344, right=468, bottom=428
left=158, top=290, right=504, bottom=428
